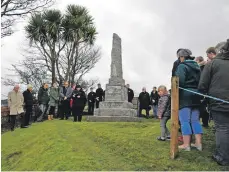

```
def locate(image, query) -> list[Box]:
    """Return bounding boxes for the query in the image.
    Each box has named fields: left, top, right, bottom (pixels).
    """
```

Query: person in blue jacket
left=175, top=49, right=203, bottom=151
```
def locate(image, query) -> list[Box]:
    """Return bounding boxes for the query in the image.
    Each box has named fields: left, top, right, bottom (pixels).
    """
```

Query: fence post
left=170, top=76, right=179, bottom=159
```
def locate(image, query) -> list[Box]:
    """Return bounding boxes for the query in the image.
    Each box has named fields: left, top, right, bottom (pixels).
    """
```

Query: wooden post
left=170, top=76, right=179, bottom=159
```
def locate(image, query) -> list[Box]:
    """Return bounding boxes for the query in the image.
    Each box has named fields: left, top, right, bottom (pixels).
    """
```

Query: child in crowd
left=157, top=85, right=171, bottom=141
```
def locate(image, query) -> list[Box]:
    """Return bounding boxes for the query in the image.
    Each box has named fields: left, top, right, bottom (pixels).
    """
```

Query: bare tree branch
left=1, top=0, right=55, bottom=38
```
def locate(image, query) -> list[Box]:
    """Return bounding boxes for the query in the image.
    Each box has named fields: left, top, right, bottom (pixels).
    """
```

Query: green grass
left=1, top=118, right=229, bottom=171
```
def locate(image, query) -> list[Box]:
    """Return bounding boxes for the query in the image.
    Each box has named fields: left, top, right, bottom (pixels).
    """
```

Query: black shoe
left=59, top=118, right=64, bottom=120
left=212, top=154, right=229, bottom=166
left=157, top=137, right=166, bottom=141
left=21, top=126, right=29, bottom=128
left=65, top=117, right=69, bottom=120
left=11, top=128, right=14, bottom=131
left=217, top=160, right=229, bottom=166
left=166, top=136, right=171, bottom=140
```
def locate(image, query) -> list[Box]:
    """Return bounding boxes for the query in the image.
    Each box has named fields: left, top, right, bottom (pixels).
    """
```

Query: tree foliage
left=25, top=4, right=98, bottom=85
left=3, top=4, right=101, bottom=91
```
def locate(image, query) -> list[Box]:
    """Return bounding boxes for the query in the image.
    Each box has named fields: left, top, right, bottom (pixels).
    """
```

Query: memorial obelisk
left=87, top=33, right=140, bottom=122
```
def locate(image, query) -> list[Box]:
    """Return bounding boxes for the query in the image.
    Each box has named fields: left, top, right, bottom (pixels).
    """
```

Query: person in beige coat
left=8, top=84, right=25, bottom=131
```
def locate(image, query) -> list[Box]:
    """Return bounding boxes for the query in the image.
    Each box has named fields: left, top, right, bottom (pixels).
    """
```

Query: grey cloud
left=2, top=0, right=229, bottom=97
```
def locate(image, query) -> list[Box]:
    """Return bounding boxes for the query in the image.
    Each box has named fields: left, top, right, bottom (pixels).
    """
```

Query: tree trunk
left=51, top=60, right=55, bottom=85
left=70, top=44, right=79, bottom=85
left=65, top=42, right=77, bottom=81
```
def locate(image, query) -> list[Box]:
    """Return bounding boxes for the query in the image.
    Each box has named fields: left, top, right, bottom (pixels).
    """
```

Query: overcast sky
left=1, top=0, right=229, bottom=98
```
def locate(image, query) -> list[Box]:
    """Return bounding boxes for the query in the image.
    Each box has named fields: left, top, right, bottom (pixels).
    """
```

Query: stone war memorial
left=87, top=33, right=141, bottom=122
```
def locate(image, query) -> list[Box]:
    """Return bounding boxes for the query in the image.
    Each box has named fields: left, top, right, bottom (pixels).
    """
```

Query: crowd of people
left=167, top=39, right=228, bottom=166
left=7, top=39, right=229, bottom=166
left=7, top=82, right=105, bottom=130
left=135, top=39, right=229, bottom=166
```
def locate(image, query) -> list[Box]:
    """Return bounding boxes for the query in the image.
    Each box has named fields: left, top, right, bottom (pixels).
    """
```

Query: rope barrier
left=178, top=87, right=229, bottom=104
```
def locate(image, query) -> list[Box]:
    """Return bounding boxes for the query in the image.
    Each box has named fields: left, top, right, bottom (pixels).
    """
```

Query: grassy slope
left=1, top=118, right=229, bottom=171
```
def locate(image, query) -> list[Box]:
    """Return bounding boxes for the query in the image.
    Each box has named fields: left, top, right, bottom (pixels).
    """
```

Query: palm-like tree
left=25, top=9, right=62, bottom=84
left=25, top=5, right=98, bottom=85
left=61, top=5, right=97, bottom=82
left=62, top=5, right=97, bottom=44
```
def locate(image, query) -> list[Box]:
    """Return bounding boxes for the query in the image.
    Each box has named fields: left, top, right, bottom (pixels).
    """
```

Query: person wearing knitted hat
left=175, top=49, right=203, bottom=152
left=199, top=39, right=229, bottom=166
left=71, top=84, right=87, bottom=122
left=172, top=48, right=185, bottom=143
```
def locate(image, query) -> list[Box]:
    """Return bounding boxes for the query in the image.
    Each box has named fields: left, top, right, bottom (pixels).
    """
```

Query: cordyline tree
left=1, top=0, right=54, bottom=38
left=25, top=4, right=98, bottom=85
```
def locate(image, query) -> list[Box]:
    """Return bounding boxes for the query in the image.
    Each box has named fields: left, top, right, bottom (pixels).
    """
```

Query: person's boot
left=50, top=115, right=54, bottom=120
left=212, top=153, right=229, bottom=166
left=48, top=115, right=51, bottom=120
left=73, top=116, right=77, bottom=122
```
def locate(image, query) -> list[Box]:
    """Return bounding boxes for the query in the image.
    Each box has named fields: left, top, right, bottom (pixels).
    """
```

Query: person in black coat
left=87, top=88, right=96, bottom=115
left=138, top=87, right=151, bottom=118
left=59, top=81, right=73, bottom=120
left=71, top=85, right=87, bottom=122
left=150, top=87, right=159, bottom=118
left=195, top=56, right=209, bottom=128
left=95, top=84, right=104, bottom=108
left=103, top=90, right=105, bottom=101
left=22, top=85, right=33, bottom=127
left=198, top=40, right=229, bottom=166
left=126, top=84, right=134, bottom=103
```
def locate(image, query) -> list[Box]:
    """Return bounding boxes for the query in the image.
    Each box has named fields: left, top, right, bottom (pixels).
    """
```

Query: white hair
left=14, top=84, right=20, bottom=88
left=27, top=84, right=33, bottom=89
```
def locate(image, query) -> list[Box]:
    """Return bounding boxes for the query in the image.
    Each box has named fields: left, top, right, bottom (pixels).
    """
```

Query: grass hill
left=1, top=118, right=229, bottom=171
